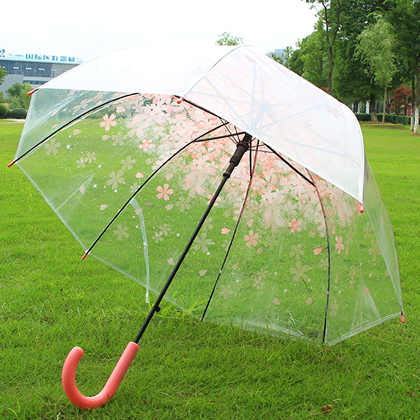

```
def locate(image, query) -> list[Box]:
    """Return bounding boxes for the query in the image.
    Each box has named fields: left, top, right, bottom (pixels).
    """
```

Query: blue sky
left=2, top=0, right=318, bottom=63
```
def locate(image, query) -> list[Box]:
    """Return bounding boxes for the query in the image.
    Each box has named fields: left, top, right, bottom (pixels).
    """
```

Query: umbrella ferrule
left=224, top=133, right=252, bottom=178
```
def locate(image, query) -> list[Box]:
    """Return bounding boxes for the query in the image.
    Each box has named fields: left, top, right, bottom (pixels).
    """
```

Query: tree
left=299, top=28, right=329, bottom=89
left=387, top=0, right=420, bottom=134
left=215, top=32, right=244, bottom=46
left=305, top=0, right=347, bottom=94
left=6, top=83, right=33, bottom=109
left=0, top=67, right=7, bottom=85
left=390, top=85, right=412, bottom=122
left=267, top=46, right=294, bottom=68
left=288, top=47, right=305, bottom=76
left=333, top=0, right=395, bottom=119
left=356, top=14, right=398, bottom=123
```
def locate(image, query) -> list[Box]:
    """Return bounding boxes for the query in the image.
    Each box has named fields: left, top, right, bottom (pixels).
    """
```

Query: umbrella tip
left=401, top=313, right=406, bottom=324
left=27, top=88, right=37, bottom=96
left=7, top=161, right=15, bottom=168
left=81, top=252, right=89, bottom=260
left=176, top=97, right=184, bottom=104
left=358, top=204, right=364, bottom=214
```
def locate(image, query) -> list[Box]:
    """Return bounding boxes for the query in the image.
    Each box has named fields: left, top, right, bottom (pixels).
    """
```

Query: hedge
left=355, top=113, right=411, bottom=125
left=10, top=108, right=27, bottom=119
left=0, top=103, right=7, bottom=118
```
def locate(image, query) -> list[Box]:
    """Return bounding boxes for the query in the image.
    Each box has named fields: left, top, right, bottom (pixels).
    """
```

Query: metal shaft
left=134, top=133, right=252, bottom=344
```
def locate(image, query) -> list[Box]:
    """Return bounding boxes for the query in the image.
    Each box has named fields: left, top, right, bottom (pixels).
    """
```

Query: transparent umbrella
left=9, top=45, right=404, bottom=409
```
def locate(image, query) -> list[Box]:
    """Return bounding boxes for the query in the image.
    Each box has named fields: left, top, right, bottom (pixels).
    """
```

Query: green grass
left=1, top=120, right=419, bottom=419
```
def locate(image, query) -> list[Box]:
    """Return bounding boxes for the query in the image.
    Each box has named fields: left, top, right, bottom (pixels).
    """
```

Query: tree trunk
left=411, top=75, right=415, bottom=131
left=415, top=58, right=420, bottom=135
left=382, top=85, right=387, bottom=124
left=328, top=45, right=334, bottom=95
left=370, top=93, right=378, bottom=121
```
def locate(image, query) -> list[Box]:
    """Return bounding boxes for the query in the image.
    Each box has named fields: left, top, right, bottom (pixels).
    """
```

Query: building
left=0, top=49, right=82, bottom=94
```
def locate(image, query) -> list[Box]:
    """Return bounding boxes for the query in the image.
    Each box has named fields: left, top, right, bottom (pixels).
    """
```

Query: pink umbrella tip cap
left=81, top=252, right=88, bottom=260
left=27, top=89, right=37, bottom=96
left=358, top=204, right=364, bottom=214
left=401, top=314, right=406, bottom=323
left=8, top=161, right=15, bottom=167
left=176, top=97, right=184, bottom=104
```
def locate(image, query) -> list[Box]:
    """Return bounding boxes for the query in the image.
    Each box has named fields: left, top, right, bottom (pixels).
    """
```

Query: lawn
left=1, top=120, right=419, bottom=419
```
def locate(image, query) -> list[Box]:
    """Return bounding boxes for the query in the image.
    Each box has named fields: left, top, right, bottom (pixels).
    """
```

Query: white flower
left=113, top=224, right=129, bottom=240
left=106, top=171, right=125, bottom=189
left=45, top=138, right=61, bottom=155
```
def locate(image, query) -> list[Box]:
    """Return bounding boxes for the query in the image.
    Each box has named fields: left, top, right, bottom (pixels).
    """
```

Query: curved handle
left=62, top=342, right=139, bottom=409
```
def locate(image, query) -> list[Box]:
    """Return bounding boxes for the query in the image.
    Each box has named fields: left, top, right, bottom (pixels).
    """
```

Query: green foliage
left=356, top=14, right=398, bottom=123
left=267, top=46, right=294, bottom=68
left=10, top=108, right=27, bottom=119
left=0, top=66, right=7, bottom=85
left=215, top=32, right=243, bottom=46
left=0, top=103, right=7, bottom=118
left=288, top=47, right=305, bottom=76
left=356, top=14, right=397, bottom=89
left=387, top=0, right=420, bottom=133
left=6, top=82, right=32, bottom=109
left=333, top=0, right=390, bottom=103
left=299, top=28, right=329, bottom=89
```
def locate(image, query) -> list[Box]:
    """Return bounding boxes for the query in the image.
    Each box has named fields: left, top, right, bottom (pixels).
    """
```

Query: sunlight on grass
left=1, top=121, right=419, bottom=419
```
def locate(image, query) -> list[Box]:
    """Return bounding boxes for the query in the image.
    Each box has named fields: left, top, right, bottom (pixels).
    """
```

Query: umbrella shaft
left=134, top=133, right=252, bottom=344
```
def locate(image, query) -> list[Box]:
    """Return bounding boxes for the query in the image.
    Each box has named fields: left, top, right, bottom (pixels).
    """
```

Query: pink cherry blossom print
left=335, top=236, right=344, bottom=254
left=244, top=230, right=259, bottom=247
left=288, top=218, right=301, bottom=233
left=221, top=228, right=230, bottom=234
left=156, top=184, right=173, bottom=201
left=314, top=248, right=323, bottom=255
left=325, top=105, right=342, bottom=118
left=100, top=114, right=117, bottom=131
left=139, top=139, right=153, bottom=151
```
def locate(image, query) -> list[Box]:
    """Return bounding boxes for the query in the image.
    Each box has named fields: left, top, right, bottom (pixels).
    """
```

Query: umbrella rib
left=200, top=139, right=260, bottom=321
left=263, top=144, right=315, bottom=187
left=193, top=132, right=245, bottom=143
left=81, top=121, right=233, bottom=259
left=9, top=93, right=138, bottom=166
left=307, top=170, right=331, bottom=344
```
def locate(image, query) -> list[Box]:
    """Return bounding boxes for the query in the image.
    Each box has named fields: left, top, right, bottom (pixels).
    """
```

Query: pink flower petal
left=314, top=248, right=323, bottom=255
left=221, top=228, right=230, bottom=234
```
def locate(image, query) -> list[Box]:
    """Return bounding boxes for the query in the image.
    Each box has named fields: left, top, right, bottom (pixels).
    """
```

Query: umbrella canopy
left=12, top=45, right=403, bottom=349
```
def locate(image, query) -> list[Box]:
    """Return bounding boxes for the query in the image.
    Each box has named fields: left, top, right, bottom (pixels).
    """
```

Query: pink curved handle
left=62, top=342, right=139, bottom=409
